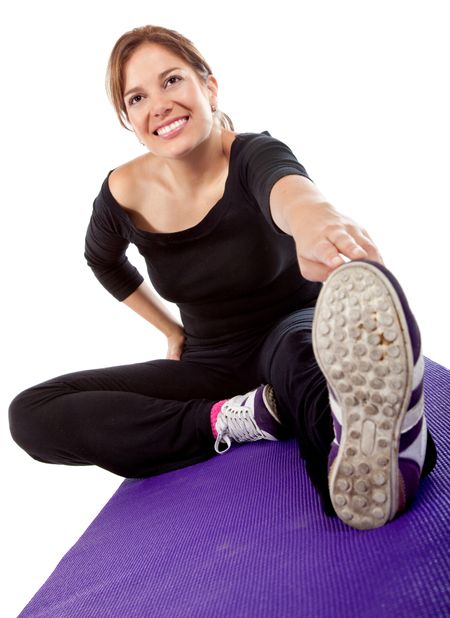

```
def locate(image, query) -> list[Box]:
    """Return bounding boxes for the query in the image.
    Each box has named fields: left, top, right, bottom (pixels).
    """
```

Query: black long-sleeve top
left=85, top=131, right=321, bottom=344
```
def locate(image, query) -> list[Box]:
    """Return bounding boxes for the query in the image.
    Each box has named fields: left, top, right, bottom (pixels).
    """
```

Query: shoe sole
left=312, top=262, right=414, bottom=530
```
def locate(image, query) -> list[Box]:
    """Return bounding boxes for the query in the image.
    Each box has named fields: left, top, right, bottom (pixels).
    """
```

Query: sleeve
left=84, top=185, right=145, bottom=301
left=240, top=131, right=312, bottom=235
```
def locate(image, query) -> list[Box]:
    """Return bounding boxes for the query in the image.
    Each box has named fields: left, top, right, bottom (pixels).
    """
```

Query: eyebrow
left=124, top=67, right=183, bottom=98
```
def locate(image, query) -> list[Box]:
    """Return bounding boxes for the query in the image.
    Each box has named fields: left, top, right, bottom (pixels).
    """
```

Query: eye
left=128, top=94, right=144, bottom=106
left=165, top=75, right=182, bottom=87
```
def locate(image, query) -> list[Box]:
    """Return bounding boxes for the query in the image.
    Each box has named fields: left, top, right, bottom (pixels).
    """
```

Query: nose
left=151, top=93, right=173, bottom=118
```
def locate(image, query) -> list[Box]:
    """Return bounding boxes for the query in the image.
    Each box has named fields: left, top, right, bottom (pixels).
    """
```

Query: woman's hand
left=290, top=201, right=384, bottom=282
left=270, top=175, right=383, bottom=282
left=166, top=325, right=186, bottom=361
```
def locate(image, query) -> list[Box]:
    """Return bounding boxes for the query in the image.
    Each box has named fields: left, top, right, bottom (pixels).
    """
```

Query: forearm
left=270, top=174, right=382, bottom=281
left=122, top=281, right=183, bottom=337
left=270, top=175, right=330, bottom=237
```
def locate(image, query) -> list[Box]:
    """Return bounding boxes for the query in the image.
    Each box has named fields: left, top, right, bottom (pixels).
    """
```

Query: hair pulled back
left=106, top=25, right=234, bottom=132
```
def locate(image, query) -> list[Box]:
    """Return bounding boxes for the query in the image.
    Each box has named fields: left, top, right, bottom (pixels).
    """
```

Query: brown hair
left=106, top=25, right=234, bottom=132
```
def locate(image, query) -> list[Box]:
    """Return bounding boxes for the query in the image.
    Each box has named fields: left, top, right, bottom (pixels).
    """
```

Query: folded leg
left=9, top=356, right=239, bottom=478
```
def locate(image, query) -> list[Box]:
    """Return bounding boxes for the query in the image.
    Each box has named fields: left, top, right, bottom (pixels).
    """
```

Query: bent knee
left=8, top=386, right=46, bottom=455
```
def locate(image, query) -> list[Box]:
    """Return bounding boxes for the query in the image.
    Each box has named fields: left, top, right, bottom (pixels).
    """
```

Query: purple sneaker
left=214, top=385, right=284, bottom=454
left=313, top=260, right=431, bottom=530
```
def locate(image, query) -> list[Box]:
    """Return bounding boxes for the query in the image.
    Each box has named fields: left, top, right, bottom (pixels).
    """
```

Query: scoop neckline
left=104, top=133, right=243, bottom=242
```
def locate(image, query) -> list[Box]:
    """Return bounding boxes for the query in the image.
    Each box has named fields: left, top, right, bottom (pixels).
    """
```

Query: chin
left=166, top=136, right=211, bottom=157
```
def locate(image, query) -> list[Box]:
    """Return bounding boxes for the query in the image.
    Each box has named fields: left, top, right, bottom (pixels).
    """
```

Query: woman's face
left=123, top=43, right=218, bottom=157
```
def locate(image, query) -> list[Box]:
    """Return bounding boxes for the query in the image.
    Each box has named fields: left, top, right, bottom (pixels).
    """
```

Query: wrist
left=164, top=322, right=184, bottom=338
left=288, top=201, right=338, bottom=240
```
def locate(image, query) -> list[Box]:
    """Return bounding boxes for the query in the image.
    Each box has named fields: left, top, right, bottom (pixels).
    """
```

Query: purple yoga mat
left=19, top=358, right=449, bottom=617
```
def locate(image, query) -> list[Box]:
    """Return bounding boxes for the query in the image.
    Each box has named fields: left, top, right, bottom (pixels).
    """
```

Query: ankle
left=210, top=399, right=228, bottom=439
left=211, top=385, right=285, bottom=454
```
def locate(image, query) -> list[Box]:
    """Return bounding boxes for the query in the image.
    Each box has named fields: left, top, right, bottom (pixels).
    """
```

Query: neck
left=159, top=127, right=227, bottom=195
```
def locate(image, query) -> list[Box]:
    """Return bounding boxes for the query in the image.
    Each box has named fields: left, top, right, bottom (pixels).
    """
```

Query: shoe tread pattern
left=313, top=263, right=413, bottom=529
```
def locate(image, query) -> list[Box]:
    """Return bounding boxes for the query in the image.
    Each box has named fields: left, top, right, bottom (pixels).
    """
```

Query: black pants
left=9, top=308, right=335, bottom=513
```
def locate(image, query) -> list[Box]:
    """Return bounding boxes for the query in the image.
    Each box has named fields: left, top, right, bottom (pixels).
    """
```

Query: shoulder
left=108, top=153, right=157, bottom=209
left=237, top=130, right=311, bottom=188
left=236, top=131, right=302, bottom=169
left=235, top=130, right=297, bottom=160
left=242, top=130, right=292, bottom=149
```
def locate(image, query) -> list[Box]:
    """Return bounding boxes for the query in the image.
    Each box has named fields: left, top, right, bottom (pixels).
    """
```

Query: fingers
left=325, top=227, right=383, bottom=265
left=298, top=228, right=384, bottom=282
left=326, top=229, right=369, bottom=262
left=167, top=352, right=181, bottom=361
left=312, top=237, right=359, bottom=271
left=291, top=203, right=384, bottom=281
left=166, top=342, right=184, bottom=361
left=306, top=225, right=369, bottom=268
left=357, top=229, right=384, bottom=264
left=166, top=327, right=186, bottom=361
left=298, top=254, right=335, bottom=282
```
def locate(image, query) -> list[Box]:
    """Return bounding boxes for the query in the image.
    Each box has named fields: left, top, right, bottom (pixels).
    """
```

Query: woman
left=9, top=25, right=436, bottom=530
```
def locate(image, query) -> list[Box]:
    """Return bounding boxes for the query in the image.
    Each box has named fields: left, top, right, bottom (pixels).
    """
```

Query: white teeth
left=157, top=117, right=188, bottom=136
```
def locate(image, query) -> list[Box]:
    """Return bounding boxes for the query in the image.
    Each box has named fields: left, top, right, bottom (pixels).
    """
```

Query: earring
left=211, top=105, right=217, bottom=112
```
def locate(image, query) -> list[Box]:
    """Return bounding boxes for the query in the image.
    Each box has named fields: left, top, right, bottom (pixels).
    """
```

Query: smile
left=155, top=117, right=189, bottom=138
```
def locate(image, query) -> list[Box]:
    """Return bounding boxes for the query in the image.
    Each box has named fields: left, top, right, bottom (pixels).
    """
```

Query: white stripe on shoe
left=400, top=416, right=428, bottom=470
left=329, top=392, right=343, bottom=424
left=401, top=392, right=424, bottom=432
left=412, top=353, right=424, bottom=390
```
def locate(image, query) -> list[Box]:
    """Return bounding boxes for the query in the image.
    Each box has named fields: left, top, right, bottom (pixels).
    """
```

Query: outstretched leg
left=255, top=308, right=336, bottom=515
left=255, top=262, right=437, bottom=528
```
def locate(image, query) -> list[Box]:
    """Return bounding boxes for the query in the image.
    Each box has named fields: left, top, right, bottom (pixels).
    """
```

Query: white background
left=2, top=0, right=449, bottom=615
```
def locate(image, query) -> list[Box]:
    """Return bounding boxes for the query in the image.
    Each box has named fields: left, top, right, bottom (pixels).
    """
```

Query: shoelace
left=214, top=401, right=266, bottom=454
